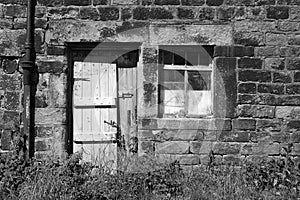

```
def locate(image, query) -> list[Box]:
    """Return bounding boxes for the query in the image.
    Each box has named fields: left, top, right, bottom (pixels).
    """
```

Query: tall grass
left=0, top=150, right=299, bottom=200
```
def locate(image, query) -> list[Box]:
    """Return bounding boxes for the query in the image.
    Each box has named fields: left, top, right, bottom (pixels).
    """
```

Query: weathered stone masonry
left=0, top=0, right=300, bottom=165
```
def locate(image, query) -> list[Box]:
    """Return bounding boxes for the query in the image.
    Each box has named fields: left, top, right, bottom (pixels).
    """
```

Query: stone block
left=97, top=7, right=119, bottom=21
left=143, top=47, right=158, bottom=65
left=111, top=0, right=138, bottom=4
left=154, top=0, right=180, bottom=4
left=219, top=131, right=249, bottom=142
left=0, top=73, right=21, bottom=91
left=286, top=58, right=300, bottom=70
left=216, top=7, right=235, bottom=20
left=206, top=0, right=224, bottom=6
left=139, top=118, right=158, bottom=129
left=36, top=125, right=53, bottom=138
left=256, top=119, right=282, bottom=130
left=255, top=46, right=280, bottom=57
left=1, top=58, right=18, bottom=74
left=276, top=106, right=295, bottom=118
left=286, top=84, right=300, bottom=95
left=133, top=7, right=173, bottom=20
left=3, top=91, right=20, bottom=110
left=0, top=0, right=27, bottom=5
left=121, top=8, right=132, bottom=21
left=291, top=132, right=300, bottom=143
left=238, top=70, right=271, bottom=82
left=238, top=58, right=263, bottom=69
left=35, top=6, right=47, bottom=18
left=35, top=139, right=50, bottom=151
left=156, top=141, right=189, bottom=154
left=270, top=132, right=290, bottom=143
left=241, top=94, right=278, bottom=105
left=214, top=57, right=237, bottom=118
left=177, top=7, right=195, bottom=19
left=278, top=22, right=300, bottom=31
left=177, top=155, right=201, bottom=165
left=234, top=21, right=276, bottom=32
left=266, top=6, right=289, bottom=19
left=212, top=142, right=241, bottom=155
left=258, top=83, right=284, bottom=95
left=225, top=0, right=253, bottom=5
left=232, top=118, right=256, bottom=130
left=238, top=83, right=256, bottom=94
left=266, top=33, right=288, bottom=46
left=278, top=96, right=300, bottom=106
left=133, top=7, right=149, bottom=20
left=280, top=46, right=300, bottom=57
left=288, top=34, right=300, bottom=45
left=234, top=31, right=264, bottom=46
left=203, top=131, right=218, bottom=141
left=46, top=46, right=65, bottom=56
left=237, top=105, right=275, bottom=118
left=190, top=141, right=213, bottom=154
left=93, top=0, right=108, bottom=5
left=273, top=72, right=292, bottom=83
left=47, top=7, right=80, bottom=19
left=241, top=143, right=258, bottom=155
left=154, top=130, right=204, bottom=141
left=214, top=46, right=254, bottom=57
left=79, top=6, right=99, bottom=20
left=3, top=5, right=27, bottom=18
left=254, top=0, right=275, bottom=5
left=290, top=7, right=300, bottom=20
left=0, top=18, right=13, bottom=29
left=182, top=0, right=205, bottom=5
left=291, top=143, right=300, bottom=155
left=1, top=129, right=12, bottom=150
left=35, top=108, right=66, bottom=124
left=158, top=154, right=201, bottom=165
left=198, top=7, right=215, bottom=20
left=38, top=0, right=63, bottom=6
left=259, top=142, right=281, bottom=155
left=286, top=120, right=300, bottom=130
left=149, top=24, right=232, bottom=46
left=243, top=142, right=281, bottom=155
left=138, top=130, right=154, bottom=140
left=49, top=74, right=66, bottom=108
left=0, top=111, right=19, bottom=129
left=64, top=0, right=91, bottom=6
left=35, top=92, right=48, bottom=108
left=234, top=7, right=246, bottom=19
left=37, top=60, right=65, bottom=74
left=277, top=0, right=299, bottom=4
left=139, top=141, right=154, bottom=154
left=294, top=72, right=300, bottom=82
left=223, top=155, right=242, bottom=165
left=265, top=58, right=285, bottom=70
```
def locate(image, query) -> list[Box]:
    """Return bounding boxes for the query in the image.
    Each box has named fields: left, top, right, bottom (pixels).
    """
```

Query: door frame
left=66, top=42, right=141, bottom=155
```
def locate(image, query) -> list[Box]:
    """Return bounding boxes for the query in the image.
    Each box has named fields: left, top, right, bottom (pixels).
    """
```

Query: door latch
left=118, top=92, right=134, bottom=99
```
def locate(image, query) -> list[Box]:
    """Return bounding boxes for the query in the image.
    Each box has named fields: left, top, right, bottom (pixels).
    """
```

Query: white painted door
left=73, top=62, right=117, bottom=169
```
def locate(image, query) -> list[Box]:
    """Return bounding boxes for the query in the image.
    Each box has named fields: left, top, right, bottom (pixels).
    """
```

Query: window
left=158, top=46, right=214, bottom=118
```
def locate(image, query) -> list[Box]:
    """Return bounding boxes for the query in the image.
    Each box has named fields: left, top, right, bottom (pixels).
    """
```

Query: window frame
left=158, top=45, right=214, bottom=118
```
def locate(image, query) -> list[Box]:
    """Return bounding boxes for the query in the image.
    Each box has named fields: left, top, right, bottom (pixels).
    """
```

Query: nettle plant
left=243, top=144, right=300, bottom=195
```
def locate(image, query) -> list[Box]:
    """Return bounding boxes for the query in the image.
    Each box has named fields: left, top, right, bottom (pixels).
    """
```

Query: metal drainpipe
left=20, top=0, right=38, bottom=159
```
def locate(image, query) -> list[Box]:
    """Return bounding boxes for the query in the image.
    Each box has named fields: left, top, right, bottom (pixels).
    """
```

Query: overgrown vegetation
left=0, top=145, right=299, bottom=199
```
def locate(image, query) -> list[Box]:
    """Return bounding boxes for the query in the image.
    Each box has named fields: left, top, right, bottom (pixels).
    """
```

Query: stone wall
left=0, top=0, right=299, bottom=164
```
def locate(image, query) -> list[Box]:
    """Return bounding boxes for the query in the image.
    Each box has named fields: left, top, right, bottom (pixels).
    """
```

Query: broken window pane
left=188, top=71, right=211, bottom=90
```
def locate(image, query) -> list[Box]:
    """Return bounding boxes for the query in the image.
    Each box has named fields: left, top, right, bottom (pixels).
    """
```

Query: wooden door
left=118, top=66, right=138, bottom=154
left=73, top=62, right=117, bottom=169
